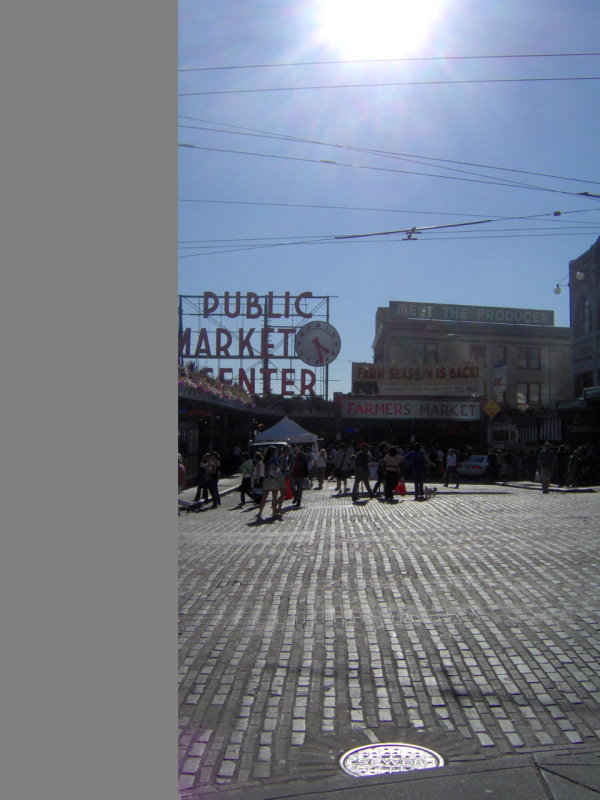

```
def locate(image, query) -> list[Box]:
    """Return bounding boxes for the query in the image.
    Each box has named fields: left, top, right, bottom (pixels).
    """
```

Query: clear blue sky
left=179, top=0, right=600, bottom=396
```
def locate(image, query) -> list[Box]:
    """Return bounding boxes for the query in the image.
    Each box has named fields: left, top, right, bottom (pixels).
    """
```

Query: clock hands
left=312, top=336, right=330, bottom=365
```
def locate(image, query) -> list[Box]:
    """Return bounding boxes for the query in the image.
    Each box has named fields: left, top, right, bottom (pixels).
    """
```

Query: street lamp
left=554, top=260, right=585, bottom=294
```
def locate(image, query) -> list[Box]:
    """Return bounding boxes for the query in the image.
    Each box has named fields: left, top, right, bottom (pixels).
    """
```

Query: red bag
left=285, top=478, right=293, bottom=500
left=395, top=479, right=407, bottom=496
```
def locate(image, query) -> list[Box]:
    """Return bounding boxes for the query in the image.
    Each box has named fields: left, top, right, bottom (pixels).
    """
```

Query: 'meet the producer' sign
left=390, top=301, right=554, bottom=326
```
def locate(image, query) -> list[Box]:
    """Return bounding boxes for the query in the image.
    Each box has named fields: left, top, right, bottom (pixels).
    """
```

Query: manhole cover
left=339, top=742, right=444, bottom=777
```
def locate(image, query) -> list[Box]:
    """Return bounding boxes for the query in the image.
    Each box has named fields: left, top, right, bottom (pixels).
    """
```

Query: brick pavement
left=178, top=482, right=600, bottom=798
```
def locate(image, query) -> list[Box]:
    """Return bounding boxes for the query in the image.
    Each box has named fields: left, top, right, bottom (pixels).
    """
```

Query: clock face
left=295, top=321, right=341, bottom=366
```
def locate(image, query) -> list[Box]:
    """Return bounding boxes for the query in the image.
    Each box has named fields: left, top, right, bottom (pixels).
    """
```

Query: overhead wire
left=179, top=76, right=600, bottom=96
left=179, top=228, right=600, bottom=258
left=179, top=52, right=600, bottom=72
left=178, top=198, right=600, bottom=224
left=178, top=117, right=600, bottom=187
left=179, top=142, right=600, bottom=200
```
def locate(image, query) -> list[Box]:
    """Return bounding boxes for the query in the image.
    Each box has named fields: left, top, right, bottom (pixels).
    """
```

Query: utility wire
left=178, top=224, right=600, bottom=247
left=179, top=52, right=600, bottom=71
left=178, top=198, right=600, bottom=223
left=178, top=116, right=600, bottom=187
left=179, top=76, right=600, bottom=96
left=177, top=124, right=582, bottom=189
left=179, top=142, right=600, bottom=200
left=179, top=229, right=600, bottom=258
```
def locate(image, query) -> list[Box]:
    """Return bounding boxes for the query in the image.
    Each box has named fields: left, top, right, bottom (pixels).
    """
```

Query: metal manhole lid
left=339, top=742, right=444, bottom=777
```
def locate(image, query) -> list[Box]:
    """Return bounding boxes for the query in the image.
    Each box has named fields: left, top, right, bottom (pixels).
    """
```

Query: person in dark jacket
left=537, top=443, right=557, bottom=494
left=351, top=443, right=373, bottom=502
left=487, top=450, right=499, bottom=483
left=556, top=445, right=570, bottom=487
left=404, top=443, right=435, bottom=500
left=371, top=442, right=390, bottom=497
left=289, top=443, right=309, bottom=507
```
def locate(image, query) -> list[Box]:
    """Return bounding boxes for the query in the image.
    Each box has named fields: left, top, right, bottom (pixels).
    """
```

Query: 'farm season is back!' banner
left=352, top=362, right=484, bottom=396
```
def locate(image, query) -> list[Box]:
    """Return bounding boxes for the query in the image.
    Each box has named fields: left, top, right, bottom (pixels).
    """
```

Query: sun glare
left=316, top=0, right=445, bottom=60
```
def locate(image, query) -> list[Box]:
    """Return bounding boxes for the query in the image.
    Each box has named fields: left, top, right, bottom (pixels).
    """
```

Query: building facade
left=569, top=236, right=600, bottom=395
left=556, top=236, right=600, bottom=446
left=341, top=300, right=572, bottom=450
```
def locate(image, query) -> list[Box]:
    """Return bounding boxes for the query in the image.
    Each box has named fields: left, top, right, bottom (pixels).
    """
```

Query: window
left=576, top=296, right=591, bottom=336
left=517, top=383, right=541, bottom=406
left=574, top=371, right=594, bottom=396
left=414, top=342, right=437, bottom=364
left=494, top=345, right=507, bottom=366
left=517, top=346, right=540, bottom=369
left=469, top=344, right=486, bottom=361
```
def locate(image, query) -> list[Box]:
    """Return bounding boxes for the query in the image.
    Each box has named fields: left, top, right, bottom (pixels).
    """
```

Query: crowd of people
left=179, top=439, right=599, bottom=517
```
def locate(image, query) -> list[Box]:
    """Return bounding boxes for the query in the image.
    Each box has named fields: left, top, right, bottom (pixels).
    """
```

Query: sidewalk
left=211, top=747, right=600, bottom=800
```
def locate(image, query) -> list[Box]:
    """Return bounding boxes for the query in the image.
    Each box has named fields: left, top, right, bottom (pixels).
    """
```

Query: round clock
left=295, top=321, right=341, bottom=366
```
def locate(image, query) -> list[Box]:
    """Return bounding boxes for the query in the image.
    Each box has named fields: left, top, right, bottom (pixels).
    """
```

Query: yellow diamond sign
left=483, top=400, right=501, bottom=418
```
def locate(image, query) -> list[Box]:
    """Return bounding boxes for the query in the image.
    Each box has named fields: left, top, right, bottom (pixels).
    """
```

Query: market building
left=338, top=299, right=572, bottom=450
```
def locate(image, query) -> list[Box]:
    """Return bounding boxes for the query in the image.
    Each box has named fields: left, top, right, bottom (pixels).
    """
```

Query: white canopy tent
left=254, top=416, right=319, bottom=444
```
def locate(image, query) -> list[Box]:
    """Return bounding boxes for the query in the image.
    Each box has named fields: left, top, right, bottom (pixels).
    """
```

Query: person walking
left=443, top=448, right=459, bottom=488
left=236, top=452, right=255, bottom=506
left=371, top=442, right=390, bottom=497
left=306, top=447, right=315, bottom=487
left=207, top=452, right=221, bottom=508
left=436, top=446, right=445, bottom=476
left=333, top=443, right=352, bottom=495
left=537, top=442, right=557, bottom=494
left=314, top=448, right=327, bottom=489
left=351, top=443, right=373, bottom=502
left=192, top=453, right=210, bottom=504
left=289, top=443, right=309, bottom=507
left=487, top=450, right=499, bottom=483
left=556, top=445, right=570, bottom=487
left=404, top=443, right=435, bottom=501
left=382, top=446, right=403, bottom=502
left=178, top=454, right=190, bottom=514
left=252, top=451, right=265, bottom=503
left=257, top=446, right=286, bottom=520
left=566, top=447, right=579, bottom=488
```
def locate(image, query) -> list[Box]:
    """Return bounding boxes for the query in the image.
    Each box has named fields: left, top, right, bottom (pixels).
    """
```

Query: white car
left=457, top=455, right=489, bottom=478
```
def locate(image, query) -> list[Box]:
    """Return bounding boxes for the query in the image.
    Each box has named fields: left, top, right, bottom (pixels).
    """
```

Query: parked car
left=457, top=455, right=489, bottom=478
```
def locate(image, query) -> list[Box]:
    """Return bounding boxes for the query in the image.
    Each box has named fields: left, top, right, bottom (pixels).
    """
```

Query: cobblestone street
left=178, top=483, right=600, bottom=798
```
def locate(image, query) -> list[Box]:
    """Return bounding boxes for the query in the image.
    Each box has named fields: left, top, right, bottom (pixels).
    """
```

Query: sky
left=178, top=0, right=600, bottom=397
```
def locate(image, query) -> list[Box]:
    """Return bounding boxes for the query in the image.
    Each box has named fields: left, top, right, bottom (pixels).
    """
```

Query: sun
left=315, top=0, right=445, bottom=60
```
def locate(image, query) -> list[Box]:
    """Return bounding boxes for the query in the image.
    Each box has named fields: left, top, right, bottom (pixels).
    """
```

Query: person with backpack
left=333, top=443, right=353, bottom=495
left=404, top=443, right=435, bottom=501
